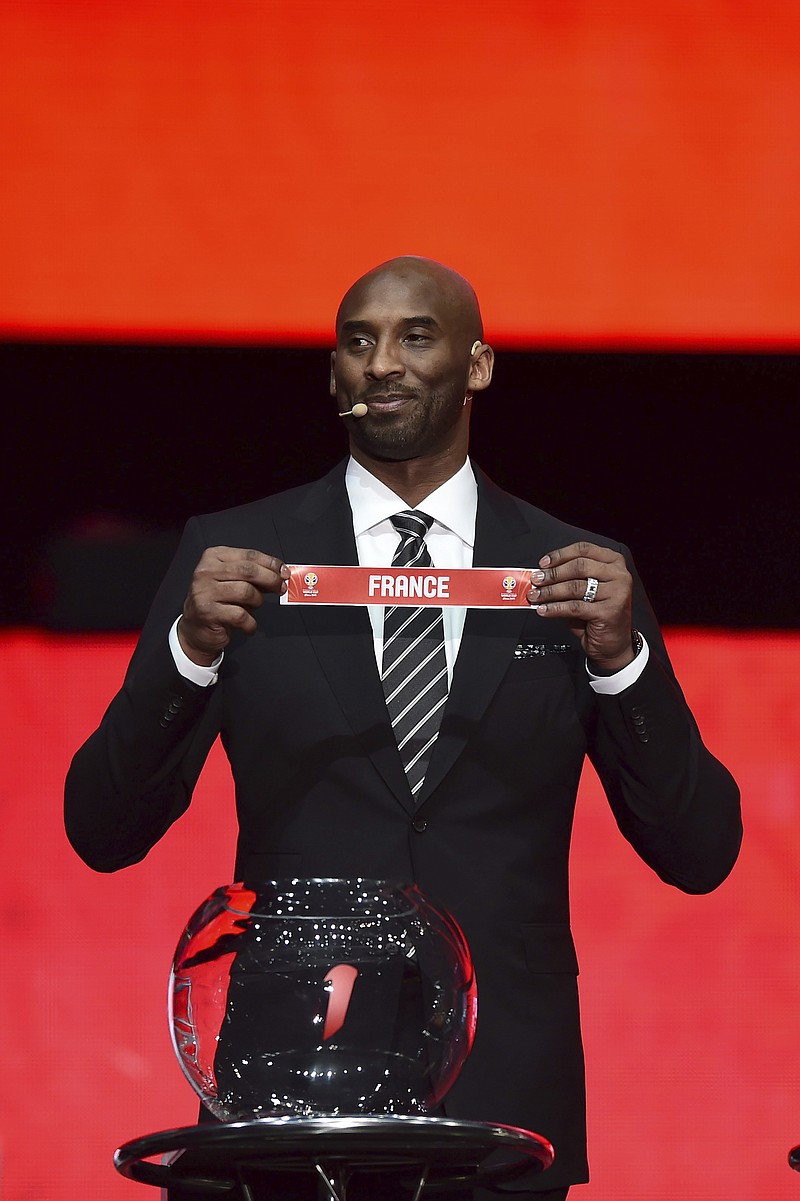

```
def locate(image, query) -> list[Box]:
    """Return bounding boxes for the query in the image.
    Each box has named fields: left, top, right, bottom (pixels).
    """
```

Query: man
left=65, top=256, right=742, bottom=1199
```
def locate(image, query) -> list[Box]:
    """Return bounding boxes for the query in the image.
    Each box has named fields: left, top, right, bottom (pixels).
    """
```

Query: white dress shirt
left=345, top=455, right=475, bottom=684
left=170, top=456, right=648, bottom=692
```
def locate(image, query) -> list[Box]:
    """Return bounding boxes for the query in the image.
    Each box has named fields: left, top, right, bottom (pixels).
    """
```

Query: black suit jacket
left=65, top=461, right=742, bottom=1190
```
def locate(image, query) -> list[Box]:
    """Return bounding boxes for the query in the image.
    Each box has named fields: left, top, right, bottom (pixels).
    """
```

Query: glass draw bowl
left=168, top=878, right=477, bottom=1121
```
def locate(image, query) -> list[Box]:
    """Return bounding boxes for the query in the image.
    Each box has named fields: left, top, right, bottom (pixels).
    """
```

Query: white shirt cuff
left=587, top=634, right=650, bottom=694
left=168, top=617, right=222, bottom=686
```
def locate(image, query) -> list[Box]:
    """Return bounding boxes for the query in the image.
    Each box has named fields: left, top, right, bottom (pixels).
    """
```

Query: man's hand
left=178, top=547, right=290, bottom=666
left=527, top=541, right=634, bottom=671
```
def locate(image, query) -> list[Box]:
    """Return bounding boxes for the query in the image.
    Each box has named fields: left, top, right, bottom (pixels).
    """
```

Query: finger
left=540, top=541, right=620, bottom=567
left=182, top=589, right=264, bottom=645
left=205, top=546, right=288, bottom=580
left=529, top=575, right=608, bottom=606
left=177, top=604, right=258, bottom=663
left=206, top=546, right=284, bottom=569
left=531, top=596, right=613, bottom=619
left=204, top=602, right=260, bottom=636
left=199, top=547, right=289, bottom=593
left=537, top=541, right=623, bottom=578
left=196, top=578, right=273, bottom=609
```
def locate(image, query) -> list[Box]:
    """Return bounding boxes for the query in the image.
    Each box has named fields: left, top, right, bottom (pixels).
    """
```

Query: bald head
left=330, top=255, right=494, bottom=495
left=335, top=256, right=484, bottom=344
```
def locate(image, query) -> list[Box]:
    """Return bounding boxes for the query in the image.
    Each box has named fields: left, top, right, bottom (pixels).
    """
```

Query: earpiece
left=470, top=340, right=482, bottom=355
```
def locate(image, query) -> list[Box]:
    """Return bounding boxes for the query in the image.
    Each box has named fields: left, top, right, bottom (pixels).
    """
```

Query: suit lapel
left=272, top=463, right=412, bottom=810
left=417, top=469, right=556, bottom=805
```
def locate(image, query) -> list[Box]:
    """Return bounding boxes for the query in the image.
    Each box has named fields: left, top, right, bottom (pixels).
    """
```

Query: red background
left=2, top=0, right=799, bottom=346
left=3, top=629, right=799, bottom=1201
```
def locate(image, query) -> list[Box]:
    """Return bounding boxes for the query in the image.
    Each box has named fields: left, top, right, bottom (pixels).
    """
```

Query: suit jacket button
left=412, top=816, right=427, bottom=833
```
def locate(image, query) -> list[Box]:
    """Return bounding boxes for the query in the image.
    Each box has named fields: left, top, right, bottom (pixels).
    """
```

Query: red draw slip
left=281, top=565, right=535, bottom=608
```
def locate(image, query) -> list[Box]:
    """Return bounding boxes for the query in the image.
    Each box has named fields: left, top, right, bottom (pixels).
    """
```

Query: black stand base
left=114, top=1115, right=554, bottom=1200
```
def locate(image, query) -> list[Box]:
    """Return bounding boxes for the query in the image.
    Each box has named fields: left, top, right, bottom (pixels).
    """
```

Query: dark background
left=4, top=342, right=797, bottom=631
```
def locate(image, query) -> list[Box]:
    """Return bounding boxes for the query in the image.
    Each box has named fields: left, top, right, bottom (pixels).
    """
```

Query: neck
left=349, top=447, right=467, bottom=508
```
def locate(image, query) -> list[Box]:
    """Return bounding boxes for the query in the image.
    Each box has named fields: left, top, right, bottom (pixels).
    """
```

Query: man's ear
left=468, top=344, right=494, bottom=394
left=330, top=350, right=337, bottom=396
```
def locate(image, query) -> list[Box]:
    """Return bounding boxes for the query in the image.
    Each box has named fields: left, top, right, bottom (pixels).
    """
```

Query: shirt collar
left=345, top=456, right=478, bottom=547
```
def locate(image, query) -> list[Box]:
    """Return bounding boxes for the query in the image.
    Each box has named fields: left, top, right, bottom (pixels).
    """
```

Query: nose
left=365, top=336, right=404, bottom=380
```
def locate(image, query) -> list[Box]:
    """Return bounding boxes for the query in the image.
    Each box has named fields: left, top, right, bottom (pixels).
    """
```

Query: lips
left=360, top=390, right=417, bottom=411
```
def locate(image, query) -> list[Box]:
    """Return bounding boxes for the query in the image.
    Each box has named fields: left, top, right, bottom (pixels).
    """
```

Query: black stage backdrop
left=3, top=343, right=798, bottom=630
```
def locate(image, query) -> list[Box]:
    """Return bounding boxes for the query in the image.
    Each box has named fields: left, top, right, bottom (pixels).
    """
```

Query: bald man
left=66, top=256, right=741, bottom=1200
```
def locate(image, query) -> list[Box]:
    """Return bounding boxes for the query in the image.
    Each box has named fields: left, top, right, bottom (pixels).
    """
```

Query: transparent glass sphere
left=168, top=879, right=477, bottom=1121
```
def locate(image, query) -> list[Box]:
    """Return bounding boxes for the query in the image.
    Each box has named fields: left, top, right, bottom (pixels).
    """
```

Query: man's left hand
left=527, top=541, right=634, bottom=672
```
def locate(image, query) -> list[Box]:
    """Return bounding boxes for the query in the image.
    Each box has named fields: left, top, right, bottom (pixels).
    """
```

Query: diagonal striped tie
left=381, top=510, right=449, bottom=799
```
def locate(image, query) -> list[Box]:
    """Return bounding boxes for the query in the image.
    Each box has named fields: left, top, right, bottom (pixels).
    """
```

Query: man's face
left=330, top=268, right=476, bottom=463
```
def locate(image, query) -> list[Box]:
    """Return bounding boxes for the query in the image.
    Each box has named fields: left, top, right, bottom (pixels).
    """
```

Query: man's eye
left=404, top=332, right=431, bottom=344
left=348, top=336, right=371, bottom=350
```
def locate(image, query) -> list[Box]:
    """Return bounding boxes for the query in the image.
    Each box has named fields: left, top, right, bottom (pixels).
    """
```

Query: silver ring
left=582, top=576, right=599, bottom=603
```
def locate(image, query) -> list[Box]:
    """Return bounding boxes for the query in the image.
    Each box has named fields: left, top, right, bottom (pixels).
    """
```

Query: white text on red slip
left=367, top=574, right=450, bottom=599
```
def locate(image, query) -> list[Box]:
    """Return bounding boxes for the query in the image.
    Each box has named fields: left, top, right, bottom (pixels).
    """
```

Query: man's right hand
left=177, top=546, right=290, bottom=666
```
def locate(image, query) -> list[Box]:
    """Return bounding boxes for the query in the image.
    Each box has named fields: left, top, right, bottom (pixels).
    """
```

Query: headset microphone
left=338, top=403, right=369, bottom=419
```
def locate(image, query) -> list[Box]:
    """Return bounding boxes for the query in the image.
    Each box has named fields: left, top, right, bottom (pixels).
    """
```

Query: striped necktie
left=381, top=510, right=449, bottom=799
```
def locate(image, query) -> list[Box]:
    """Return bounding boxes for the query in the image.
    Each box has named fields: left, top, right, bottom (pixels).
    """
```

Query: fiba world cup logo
left=304, top=572, right=318, bottom=588
left=502, top=576, right=517, bottom=592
